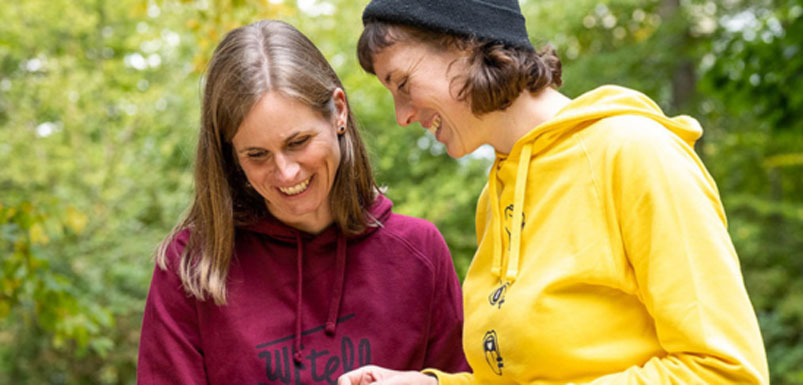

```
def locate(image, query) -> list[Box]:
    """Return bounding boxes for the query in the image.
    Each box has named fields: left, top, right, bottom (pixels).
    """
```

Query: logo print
left=503, top=205, right=526, bottom=251
left=488, top=282, right=509, bottom=309
left=483, top=330, right=504, bottom=375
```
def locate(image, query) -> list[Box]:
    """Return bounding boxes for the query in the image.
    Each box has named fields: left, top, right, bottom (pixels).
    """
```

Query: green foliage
left=1, top=0, right=801, bottom=383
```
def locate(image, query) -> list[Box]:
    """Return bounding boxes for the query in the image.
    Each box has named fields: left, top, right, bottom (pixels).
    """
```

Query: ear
left=331, top=88, right=348, bottom=127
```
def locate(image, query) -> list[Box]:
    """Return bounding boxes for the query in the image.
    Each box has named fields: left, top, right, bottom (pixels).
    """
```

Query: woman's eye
left=289, top=136, right=309, bottom=148
left=398, top=77, right=409, bottom=93
left=247, top=151, right=267, bottom=159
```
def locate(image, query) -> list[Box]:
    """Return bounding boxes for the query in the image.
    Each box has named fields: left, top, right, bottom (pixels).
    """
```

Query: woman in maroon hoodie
left=137, top=20, right=468, bottom=385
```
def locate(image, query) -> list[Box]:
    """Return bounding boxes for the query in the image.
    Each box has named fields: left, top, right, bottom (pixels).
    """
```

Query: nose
left=273, top=153, right=300, bottom=183
left=394, top=98, right=417, bottom=127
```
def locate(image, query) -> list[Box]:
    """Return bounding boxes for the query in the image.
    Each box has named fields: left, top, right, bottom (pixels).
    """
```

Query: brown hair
left=357, top=22, right=562, bottom=115
left=157, top=20, right=378, bottom=304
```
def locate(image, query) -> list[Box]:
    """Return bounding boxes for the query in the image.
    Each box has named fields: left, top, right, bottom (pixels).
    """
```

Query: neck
left=267, top=201, right=334, bottom=235
left=481, top=87, right=571, bottom=154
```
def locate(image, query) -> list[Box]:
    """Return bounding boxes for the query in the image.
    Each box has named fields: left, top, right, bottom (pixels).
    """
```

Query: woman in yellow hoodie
left=339, top=1, right=769, bottom=384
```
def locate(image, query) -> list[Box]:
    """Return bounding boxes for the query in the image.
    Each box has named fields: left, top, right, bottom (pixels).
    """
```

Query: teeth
left=279, top=178, right=310, bottom=195
left=428, top=116, right=441, bottom=135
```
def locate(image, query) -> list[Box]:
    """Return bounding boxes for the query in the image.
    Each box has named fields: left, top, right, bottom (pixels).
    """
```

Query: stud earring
left=337, top=125, right=346, bottom=135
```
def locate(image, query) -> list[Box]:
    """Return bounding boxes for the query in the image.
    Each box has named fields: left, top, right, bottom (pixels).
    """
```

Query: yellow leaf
left=186, top=18, right=200, bottom=30
left=66, top=207, right=88, bottom=234
left=29, top=223, right=49, bottom=245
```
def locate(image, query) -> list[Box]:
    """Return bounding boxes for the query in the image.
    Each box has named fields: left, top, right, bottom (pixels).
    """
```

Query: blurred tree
left=1, top=0, right=800, bottom=383
left=1, top=0, right=203, bottom=382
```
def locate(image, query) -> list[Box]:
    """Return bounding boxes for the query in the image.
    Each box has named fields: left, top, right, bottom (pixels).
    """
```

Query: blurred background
left=1, top=0, right=801, bottom=383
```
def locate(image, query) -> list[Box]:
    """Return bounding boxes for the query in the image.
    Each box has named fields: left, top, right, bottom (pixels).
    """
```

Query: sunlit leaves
left=0, top=202, right=112, bottom=358
left=1, top=0, right=802, bottom=383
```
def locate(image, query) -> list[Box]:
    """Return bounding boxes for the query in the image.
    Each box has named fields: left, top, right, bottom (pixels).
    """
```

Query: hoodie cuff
left=421, top=369, right=473, bottom=385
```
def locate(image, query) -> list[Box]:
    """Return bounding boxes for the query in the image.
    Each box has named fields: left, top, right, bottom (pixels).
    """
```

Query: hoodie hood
left=488, top=85, right=703, bottom=283
left=240, top=193, right=392, bottom=243
left=239, top=193, right=392, bottom=364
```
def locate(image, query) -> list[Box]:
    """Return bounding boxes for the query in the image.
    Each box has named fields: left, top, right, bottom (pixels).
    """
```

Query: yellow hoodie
left=425, top=86, right=769, bottom=384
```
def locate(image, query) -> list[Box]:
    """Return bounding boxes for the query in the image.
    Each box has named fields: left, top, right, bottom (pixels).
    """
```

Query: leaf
left=65, top=207, right=88, bottom=234
left=28, top=223, right=49, bottom=245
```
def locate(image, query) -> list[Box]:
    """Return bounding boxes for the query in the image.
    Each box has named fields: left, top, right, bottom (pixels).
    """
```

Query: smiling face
left=232, top=90, right=346, bottom=233
left=372, top=40, right=488, bottom=158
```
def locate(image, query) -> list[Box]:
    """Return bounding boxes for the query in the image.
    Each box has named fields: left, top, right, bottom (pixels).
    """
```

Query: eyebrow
left=236, top=132, right=310, bottom=154
left=237, top=146, right=263, bottom=154
left=384, top=55, right=424, bottom=86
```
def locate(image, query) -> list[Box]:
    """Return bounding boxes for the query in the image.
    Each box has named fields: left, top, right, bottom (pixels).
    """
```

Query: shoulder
left=157, top=227, right=192, bottom=273
left=376, top=213, right=451, bottom=268
left=586, top=115, right=670, bottom=145
left=579, top=115, right=692, bottom=165
left=382, top=213, right=447, bottom=248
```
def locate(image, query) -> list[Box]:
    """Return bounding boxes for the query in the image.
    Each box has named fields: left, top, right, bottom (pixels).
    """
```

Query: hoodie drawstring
left=489, top=160, right=504, bottom=278
left=293, top=232, right=304, bottom=365
left=326, top=234, right=347, bottom=335
left=506, top=143, right=532, bottom=282
left=489, top=142, right=533, bottom=284
left=292, top=230, right=348, bottom=366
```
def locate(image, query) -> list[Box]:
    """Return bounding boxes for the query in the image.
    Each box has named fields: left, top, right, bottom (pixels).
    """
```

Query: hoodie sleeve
left=137, top=236, right=207, bottom=385
left=573, top=119, right=769, bottom=385
left=421, top=225, right=471, bottom=374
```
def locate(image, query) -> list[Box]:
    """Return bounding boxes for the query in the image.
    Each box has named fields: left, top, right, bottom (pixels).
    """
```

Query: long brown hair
left=358, top=22, right=562, bottom=115
left=157, top=20, right=378, bottom=304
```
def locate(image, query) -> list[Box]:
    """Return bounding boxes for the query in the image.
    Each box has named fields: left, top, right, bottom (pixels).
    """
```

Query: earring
left=337, top=125, right=346, bottom=135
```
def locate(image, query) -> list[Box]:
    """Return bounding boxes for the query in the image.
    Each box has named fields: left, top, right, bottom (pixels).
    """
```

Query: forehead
left=372, top=40, right=461, bottom=83
left=234, top=92, right=326, bottom=146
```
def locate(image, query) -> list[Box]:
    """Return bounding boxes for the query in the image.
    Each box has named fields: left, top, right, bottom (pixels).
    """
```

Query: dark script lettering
left=258, top=336, right=371, bottom=385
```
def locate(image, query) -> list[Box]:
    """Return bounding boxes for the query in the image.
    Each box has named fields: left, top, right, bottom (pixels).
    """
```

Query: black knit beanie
left=362, top=0, right=533, bottom=50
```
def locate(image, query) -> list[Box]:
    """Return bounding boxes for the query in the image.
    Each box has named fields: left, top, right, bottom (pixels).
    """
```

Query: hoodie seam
left=380, top=223, right=438, bottom=273
left=576, top=132, right=603, bottom=223
left=381, top=218, right=447, bottom=358
left=421, top=241, right=440, bottom=367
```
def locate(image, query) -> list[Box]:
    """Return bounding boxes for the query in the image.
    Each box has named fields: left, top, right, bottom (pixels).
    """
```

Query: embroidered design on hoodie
left=503, top=204, right=526, bottom=251
left=483, top=330, right=504, bottom=375
left=255, top=314, right=372, bottom=385
left=488, top=282, right=509, bottom=309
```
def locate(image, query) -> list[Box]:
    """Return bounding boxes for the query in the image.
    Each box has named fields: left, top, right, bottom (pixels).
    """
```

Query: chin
left=446, top=147, right=466, bottom=159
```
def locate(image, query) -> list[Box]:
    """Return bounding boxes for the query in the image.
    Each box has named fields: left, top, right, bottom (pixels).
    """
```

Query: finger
left=338, top=367, right=375, bottom=385
left=373, top=371, right=433, bottom=385
left=337, top=370, right=361, bottom=385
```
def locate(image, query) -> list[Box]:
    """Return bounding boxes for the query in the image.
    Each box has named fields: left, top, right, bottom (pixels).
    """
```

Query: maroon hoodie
left=137, top=195, right=469, bottom=384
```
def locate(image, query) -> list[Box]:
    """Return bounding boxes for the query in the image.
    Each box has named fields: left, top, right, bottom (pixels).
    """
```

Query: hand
left=337, top=365, right=438, bottom=385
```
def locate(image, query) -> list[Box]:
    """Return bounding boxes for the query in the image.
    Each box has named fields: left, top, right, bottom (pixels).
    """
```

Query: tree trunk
left=660, top=0, right=702, bottom=156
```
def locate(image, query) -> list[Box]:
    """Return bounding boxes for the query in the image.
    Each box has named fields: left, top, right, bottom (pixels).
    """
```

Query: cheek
left=325, top=148, right=340, bottom=179
left=322, top=142, right=342, bottom=186
left=240, top=163, right=271, bottom=187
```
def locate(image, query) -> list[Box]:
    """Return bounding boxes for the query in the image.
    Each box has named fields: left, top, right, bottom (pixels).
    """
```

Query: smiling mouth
left=278, top=177, right=311, bottom=196
left=428, top=115, right=442, bottom=136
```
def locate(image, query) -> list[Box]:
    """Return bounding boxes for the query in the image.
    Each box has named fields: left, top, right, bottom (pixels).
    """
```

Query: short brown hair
left=358, top=22, right=562, bottom=115
left=158, top=20, right=378, bottom=304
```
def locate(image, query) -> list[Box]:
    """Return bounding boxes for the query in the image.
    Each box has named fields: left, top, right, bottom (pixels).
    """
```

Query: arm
left=137, top=236, right=207, bottom=385
left=421, top=227, right=470, bottom=373
left=339, top=227, right=471, bottom=385
left=573, top=121, right=769, bottom=385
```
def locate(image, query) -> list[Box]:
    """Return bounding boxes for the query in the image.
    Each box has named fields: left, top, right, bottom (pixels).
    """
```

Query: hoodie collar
left=239, top=194, right=392, bottom=365
left=487, top=85, right=703, bottom=284
left=240, top=194, right=392, bottom=243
